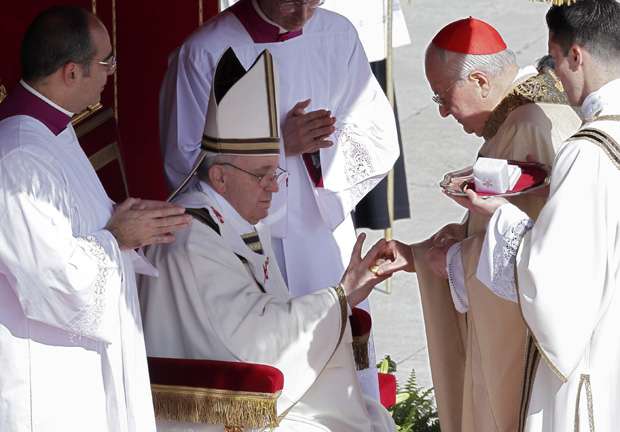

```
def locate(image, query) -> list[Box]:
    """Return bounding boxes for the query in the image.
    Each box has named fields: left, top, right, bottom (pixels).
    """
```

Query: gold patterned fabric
left=151, top=384, right=280, bottom=428
left=482, top=70, right=569, bottom=140
left=569, top=127, right=620, bottom=170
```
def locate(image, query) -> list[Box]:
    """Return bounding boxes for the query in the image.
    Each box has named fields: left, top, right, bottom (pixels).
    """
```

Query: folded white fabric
left=473, top=157, right=521, bottom=194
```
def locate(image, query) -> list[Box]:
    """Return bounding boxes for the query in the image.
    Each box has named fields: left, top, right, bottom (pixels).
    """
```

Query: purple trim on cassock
left=230, top=0, right=302, bottom=43
left=0, top=82, right=71, bottom=135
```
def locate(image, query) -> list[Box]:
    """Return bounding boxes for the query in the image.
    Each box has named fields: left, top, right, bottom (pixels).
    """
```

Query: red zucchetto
left=432, top=17, right=507, bottom=55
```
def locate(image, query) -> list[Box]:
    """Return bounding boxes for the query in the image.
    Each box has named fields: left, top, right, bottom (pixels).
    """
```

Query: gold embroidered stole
left=482, top=70, right=569, bottom=141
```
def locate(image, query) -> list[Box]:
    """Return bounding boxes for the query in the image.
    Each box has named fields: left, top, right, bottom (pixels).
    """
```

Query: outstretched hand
left=106, top=198, right=192, bottom=250
left=340, top=234, right=391, bottom=307
left=283, top=99, right=336, bottom=156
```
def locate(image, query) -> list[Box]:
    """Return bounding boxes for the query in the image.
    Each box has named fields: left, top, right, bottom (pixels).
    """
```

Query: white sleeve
left=0, top=150, right=122, bottom=343
left=476, top=203, right=532, bottom=304
left=446, top=242, right=469, bottom=313
left=314, top=32, right=399, bottom=229
left=159, top=45, right=215, bottom=190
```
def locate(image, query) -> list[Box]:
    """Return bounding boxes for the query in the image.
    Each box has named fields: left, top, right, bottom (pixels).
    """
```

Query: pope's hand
left=447, top=189, right=508, bottom=217
left=283, top=99, right=336, bottom=156
left=374, top=240, right=415, bottom=275
left=106, top=198, right=192, bottom=250
left=340, top=234, right=391, bottom=307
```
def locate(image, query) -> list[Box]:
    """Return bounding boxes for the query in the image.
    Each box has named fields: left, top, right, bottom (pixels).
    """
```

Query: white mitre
left=169, top=48, right=280, bottom=200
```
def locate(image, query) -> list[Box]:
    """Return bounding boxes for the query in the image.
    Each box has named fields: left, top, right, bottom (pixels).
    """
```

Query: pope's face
left=425, top=54, right=492, bottom=137
left=219, top=155, right=280, bottom=225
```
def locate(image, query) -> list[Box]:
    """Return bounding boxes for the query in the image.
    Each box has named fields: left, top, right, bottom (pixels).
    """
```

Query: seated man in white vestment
left=451, top=0, right=620, bottom=430
left=140, top=48, right=396, bottom=432
left=159, top=0, right=401, bottom=399
left=0, top=6, right=192, bottom=432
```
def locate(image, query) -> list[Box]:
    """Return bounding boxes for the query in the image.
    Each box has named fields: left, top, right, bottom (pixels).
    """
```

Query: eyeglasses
left=280, top=0, right=324, bottom=13
left=217, top=163, right=288, bottom=188
left=431, top=79, right=462, bottom=107
left=97, top=54, right=117, bottom=74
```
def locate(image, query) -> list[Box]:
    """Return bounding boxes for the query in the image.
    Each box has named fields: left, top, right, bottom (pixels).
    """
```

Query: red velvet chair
left=148, top=357, right=283, bottom=432
left=146, top=308, right=395, bottom=430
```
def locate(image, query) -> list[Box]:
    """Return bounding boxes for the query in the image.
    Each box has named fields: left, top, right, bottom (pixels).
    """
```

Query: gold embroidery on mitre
left=482, top=70, right=569, bottom=140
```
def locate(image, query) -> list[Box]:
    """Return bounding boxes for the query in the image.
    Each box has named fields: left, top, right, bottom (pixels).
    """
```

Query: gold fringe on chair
left=151, top=384, right=281, bottom=429
left=352, top=334, right=370, bottom=371
left=532, top=0, right=578, bottom=6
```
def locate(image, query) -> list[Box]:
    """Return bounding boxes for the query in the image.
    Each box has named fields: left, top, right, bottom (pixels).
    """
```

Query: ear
left=567, top=44, right=583, bottom=71
left=208, top=165, right=227, bottom=194
left=469, top=71, right=490, bottom=98
left=61, top=62, right=80, bottom=86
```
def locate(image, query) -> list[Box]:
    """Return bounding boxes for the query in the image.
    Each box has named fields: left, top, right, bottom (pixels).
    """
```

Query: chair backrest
left=73, top=105, right=129, bottom=203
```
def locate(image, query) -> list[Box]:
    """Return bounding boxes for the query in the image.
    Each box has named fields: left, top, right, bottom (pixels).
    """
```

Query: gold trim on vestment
left=333, top=284, right=348, bottom=348
left=482, top=70, right=569, bottom=141
left=571, top=127, right=620, bottom=170
left=519, top=334, right=541, bottom=432
left=202, top=136, right=280, bottom=154
left=241, top=233, right=263, bottom=254
left=574, top=374, right=596, bottom=432
left=0, top=84, right=7, bottom=104
left=151, top=384, right=280, bottom=428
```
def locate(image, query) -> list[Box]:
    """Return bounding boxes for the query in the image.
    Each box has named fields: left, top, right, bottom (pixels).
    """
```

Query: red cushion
left=349, top=307, right=372, bottom=337
left=148, top=357, right=284, bottom=394
left=378, top=372, right=397, bottom=409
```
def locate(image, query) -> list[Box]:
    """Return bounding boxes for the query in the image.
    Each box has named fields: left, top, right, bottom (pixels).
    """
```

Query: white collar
left=580, top=78, right=620, bottom=122
left=199, top=181, right=255, bottom=235
left=251, top=0, right=288, bottom=34
left=20, top=80, right=74, bottom=117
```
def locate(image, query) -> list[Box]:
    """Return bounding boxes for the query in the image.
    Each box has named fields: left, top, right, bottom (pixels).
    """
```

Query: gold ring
left=369, top=264, right=380, bottom=275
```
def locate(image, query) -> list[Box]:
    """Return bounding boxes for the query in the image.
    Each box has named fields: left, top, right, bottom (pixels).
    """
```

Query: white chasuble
left=477, top=79, right=620, bottom=432
left=139, top=185, right=395, bottom=432
left=0, top=96, right=155, bottom=431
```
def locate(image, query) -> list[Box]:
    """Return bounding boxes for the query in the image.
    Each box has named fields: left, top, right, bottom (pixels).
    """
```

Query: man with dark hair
left=450, top=0, right=620, bottom=430
left=0, top=6, right=191, bottom=431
